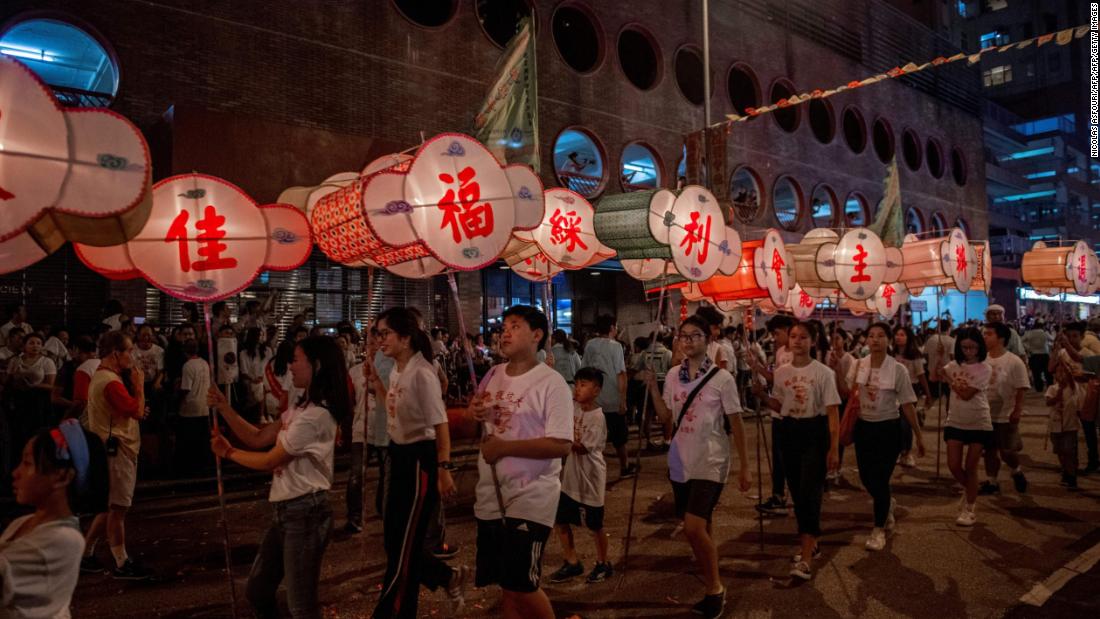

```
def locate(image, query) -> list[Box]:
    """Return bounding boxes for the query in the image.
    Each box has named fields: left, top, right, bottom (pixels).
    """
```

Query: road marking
left=1019, top=539, right=1100, bottom=606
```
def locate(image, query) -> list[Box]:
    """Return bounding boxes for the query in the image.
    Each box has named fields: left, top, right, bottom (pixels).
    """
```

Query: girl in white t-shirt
left=893, top=327, right=931, bottom=468
left=763, top=321, right=840, bottom=582
left=940, top=327, right=993, bottom=527
left=847, top=323, right=926, bottom=552
left=3, top=419, right=108, bottom=619
left=367, top=308, right=465, bottom=618
left=209, top=336, right=350, bottom=619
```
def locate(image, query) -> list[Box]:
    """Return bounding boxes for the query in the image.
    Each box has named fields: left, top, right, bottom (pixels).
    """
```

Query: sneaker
left=978, top=481, right=1000, bottom=496
left=756, top=495, right=789, bottom=516
left=690, top=588, right=726, bottom=618
left=865, top=528, right=886, bottom=551
left=432, top=542, right=460, bottom=560
left=80, top=555, right=105, bottom=574
left=790, top=560, right=812, bottom=581
left=111, top=559, right=155, bottom=581
left=549, top=561, right=585, bottom=583
left=586, top=562, right=614, bottom=583
left=621, top=464, right=639, bottom=478
left=342, top=521, right=363, bottom=535
left=792, top=545, right=821, bottom=563
left=885, top=497, right=897, bottom=531
left=955, top=504, right=976, bottom=527
left=446, top=565, right=468, bottom=614
left=1012, top=471, right=1028, bottom=493
left=901, top=453, right=916, bottom=468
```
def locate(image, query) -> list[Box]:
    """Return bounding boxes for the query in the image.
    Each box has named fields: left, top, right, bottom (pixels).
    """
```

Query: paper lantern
left=0, top=56, right=152, bottom=274
left=897, top=228, right=976, bottom=295
left=869, top=282, right=908, bottom=319
left=790, top=284, right=818, bottom=319
left=1021, top=240, right=1096, bottom=295
left=699, top=239, right=775, bottom=303
left=594, top=187, right=741, bottom=282
left=682, top=282, right=706, bottom=302
left=752, top=229, right=795, bottom=306
left=788, top=228, right=898, bottom=301
left=530, top=188, right=599, bottom=268
left=970, top=240, right=992, bottom=294
left=363, top=133, right=544, bottom=271
left=76, top=174, right=312, bottom=302
left=1088, top=248, right=1100, bottom=294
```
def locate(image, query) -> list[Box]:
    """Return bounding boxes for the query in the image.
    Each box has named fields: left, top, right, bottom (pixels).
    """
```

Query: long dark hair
left=242, top=327, right=268, bottom=359
left=273, top=339, right=295, bottom=375
left=377, top=307, right=433, bottom=359
left=295, top=336, right=351, bottom=424
left=892, top=326, right=921, bottom=360
left=953, top=327, right=987, bottom=363
left=30, top=427, right=109, bottom=515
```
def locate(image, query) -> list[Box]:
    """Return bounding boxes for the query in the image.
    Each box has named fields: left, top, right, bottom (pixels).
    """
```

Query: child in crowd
left=550, top=367, right=612, bottom=584
left=1045, top=364, right=1088, bottom=490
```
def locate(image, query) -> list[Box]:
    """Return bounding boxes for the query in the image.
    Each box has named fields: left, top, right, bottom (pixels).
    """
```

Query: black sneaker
left=1012, top=471, right=1028, bottom=493
left=549, top=561, right=584, bottom=583
left=431, top=542, right=460, bottom=560
left=621, top=464, right=639, bottom=478
left=691, top=588, right=726, bottom=618
left=978, top=481, right=1000, bottom=496
left=111, top=559, right=155, bottom=581
left=342, top=521, right=363, bottom=535
left=756, top=495, right=788, bottom=516
left=80, top=555, right=105, bottom=574
left=586, top=561, right=614, bottom=583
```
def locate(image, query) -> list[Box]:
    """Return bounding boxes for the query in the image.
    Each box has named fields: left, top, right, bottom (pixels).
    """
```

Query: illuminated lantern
left=970, top=240, right=992, bottom=294
left=0, top=56, right=152, bottom=274
left=897, top=227, right=976, bottom=295
left=531, top=188, right=599, bottom=268
left=1021, top=240, right=1096, bottom=295
left=594, top=187, right=741, bottom=282
left=76, top=174, right=312, bottom=302
left=752, top=229, right=795, bottom=306
left=1087, top=248, right=1100, bottom=294
left=870, top=282, right=909, bottom=319
left=364, top=133, right=544, bottom=271
left=699, top=240, right=769, bottom=302
left=790, top=284, right=818, bottom=319
left=788, top=229, right=840, bottom=298
left=789, top=228, right=897, bottom=301
left=682, top=282, right=706, bottom=302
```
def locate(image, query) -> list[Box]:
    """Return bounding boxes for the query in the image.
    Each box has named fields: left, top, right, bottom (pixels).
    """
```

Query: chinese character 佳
left=549, top=208, right=589, bottom=252
left=165, top=205, right=238, bottom=272
left=680, top=211, right=712, bottom=263
left=437, top=167, right=495, bottom=244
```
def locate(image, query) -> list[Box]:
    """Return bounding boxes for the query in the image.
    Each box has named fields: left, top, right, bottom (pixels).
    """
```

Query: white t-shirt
left=772, top=360, right=842, bottom=419
left=1045, top=384, right=1084, bottom=433
left=349, top=363, right=368, bottom=445
left=132, top=344, right=164, bottom=380
left=986, top=351, right=1030, bottom=423
left=240, top=349, right=272, bottom=405
left=7, top=355, right=56, bottom=388
left=706, top=341, right=735, bottom=371
left=76, top=358, right=100, bottom=382
left=848, top=356, right=917, bottom=422
left=474, top=362, right=573, bottom=527
left=0, top=515, right=84, bottom=619
left=830, top=350, right=857, bottom=393
left=944, top=361, right=993, bottom=431
left=895, top=355, right=925, bottom=382
left=179, top=357, right=211, bottom=418
left=385, top=353, right=448, bottom=445
left=923, top=334, right=956, bottom=381
left=582, top=337, right=626, bottom=413
left=42, top=337, right=70, bottom=364
left=761, top=345, right=795, bottom=419
left=0, top=321, right=32, bottom=341
left=561, top=403, right=607, bottom=507
left=102, top=314, right=122, bottom=331
left=664, top=367, right=742, bottom=483
left=271, top=403, right=337, bottom=502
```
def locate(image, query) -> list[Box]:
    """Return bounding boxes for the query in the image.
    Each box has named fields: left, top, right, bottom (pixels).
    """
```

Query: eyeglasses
left=677, top=332, right=705, bottom=342
left=376, top=328, right=394, bottom=338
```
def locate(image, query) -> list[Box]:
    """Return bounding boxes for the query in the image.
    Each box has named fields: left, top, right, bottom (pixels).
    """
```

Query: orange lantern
left=970, top=240, right=992, bottom=294
left=897, top=227, right=976, bottom=295
left=699, top=239, right=770, bottom=302
left=1021, top=240, right=1096, bottom=295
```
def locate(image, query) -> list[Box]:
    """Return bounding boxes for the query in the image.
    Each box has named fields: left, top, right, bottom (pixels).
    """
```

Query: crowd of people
left=1, top=295, right=1098, bottom=618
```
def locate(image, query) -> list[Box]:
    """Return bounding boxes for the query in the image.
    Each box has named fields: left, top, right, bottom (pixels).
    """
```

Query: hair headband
left=49, top=419, right=90, bottom=491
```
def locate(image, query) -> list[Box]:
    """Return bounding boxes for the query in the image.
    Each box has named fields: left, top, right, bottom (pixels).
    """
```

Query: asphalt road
left=67, top=391, right=1100, bottom=618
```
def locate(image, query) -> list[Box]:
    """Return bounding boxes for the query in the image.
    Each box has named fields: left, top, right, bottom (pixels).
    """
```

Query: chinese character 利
left=679, top=211, right=712, bottom=264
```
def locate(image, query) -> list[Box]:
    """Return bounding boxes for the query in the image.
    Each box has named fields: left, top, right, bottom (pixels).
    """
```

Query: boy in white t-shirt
left=1046, top=365, right=1088, bottom=490
left=549, top=366, right=611, bottom=585
left=981, top=323, right=1031, bottom=496
left=468, top=305, right=573, bottom=619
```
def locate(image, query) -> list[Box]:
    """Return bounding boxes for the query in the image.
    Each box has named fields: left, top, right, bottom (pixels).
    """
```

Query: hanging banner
left=472, top=17, right=540, bottom=172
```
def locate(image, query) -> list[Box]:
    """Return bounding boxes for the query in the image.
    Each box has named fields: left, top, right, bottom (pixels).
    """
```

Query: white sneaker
left=955, top=504, right=976, bottom=527
left=446, top=565, right=468, bottom=614
left=885, top=497, right=897, bottom=531
left=902, top=453, right=916, bottom=468
left=865, top=528, right=886, bottom=551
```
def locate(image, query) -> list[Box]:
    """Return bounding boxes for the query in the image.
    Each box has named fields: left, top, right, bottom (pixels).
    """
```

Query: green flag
left=868, top=157, right=904, bottom=247
left=473, top=18, right=540, bottom=172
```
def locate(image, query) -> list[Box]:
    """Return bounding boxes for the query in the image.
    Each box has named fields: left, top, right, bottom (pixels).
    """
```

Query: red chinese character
left=799, top=291, right=814, bottom=308
left=850, top=244, right=871, bottom=283
left=437, top=166, right=495, bottom=244
left=1079, top=255, right=1088, bottom=283
left=955, top=244, right=968, bottom=273
left=771, top=248, right=786, bottom=288
left=165, top=205, right=239, bottom=272
left=548, top=208, right=589, bottom=252
left=882, top=283, right=896, bottom=308
left=0, top=185, right=12, bottom=201
left=679, top=211, right=712, bottom=264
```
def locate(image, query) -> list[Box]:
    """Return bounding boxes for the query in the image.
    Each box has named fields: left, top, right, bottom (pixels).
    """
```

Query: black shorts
left=944, top=426, right=995, bottom=449
left=554, top=492, right=605, bottom=531
left=605, top=411, right=628, bottom=447
left=670, top=479, right=724, bottom=520
left=475, top=517, right=551, bottom=593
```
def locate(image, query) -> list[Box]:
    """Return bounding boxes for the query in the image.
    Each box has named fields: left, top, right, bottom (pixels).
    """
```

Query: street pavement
left=67, top=390, right=1100, bottom=618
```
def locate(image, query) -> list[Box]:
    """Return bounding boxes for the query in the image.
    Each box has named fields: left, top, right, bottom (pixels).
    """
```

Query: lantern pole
left=749, top=300, right=767, bottom=551
left=445, top=271, right=506, bottom=524
left=618, top=263, right=671, bottom=585
left=203, top=302, right=239, bottom=618
left=934, top=287, right=943, bottom=480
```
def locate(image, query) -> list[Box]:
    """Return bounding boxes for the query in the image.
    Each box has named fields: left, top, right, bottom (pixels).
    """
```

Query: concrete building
left=0, top=0, right=988, bottom=337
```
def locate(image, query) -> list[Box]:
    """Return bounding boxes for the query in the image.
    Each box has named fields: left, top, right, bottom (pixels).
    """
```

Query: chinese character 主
left=165, top=205, right=238, bottom=272
left=437, top=167, right=495, bottom=244
left=548, top=208, right=589, bottom=252
left=679, top=211, right=712, bottom=264
left=850, top=244, right=871, bottom=283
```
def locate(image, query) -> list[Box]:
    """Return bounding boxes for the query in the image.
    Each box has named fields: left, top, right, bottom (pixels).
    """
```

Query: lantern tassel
left=203, top=302, right=239, bottom=618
